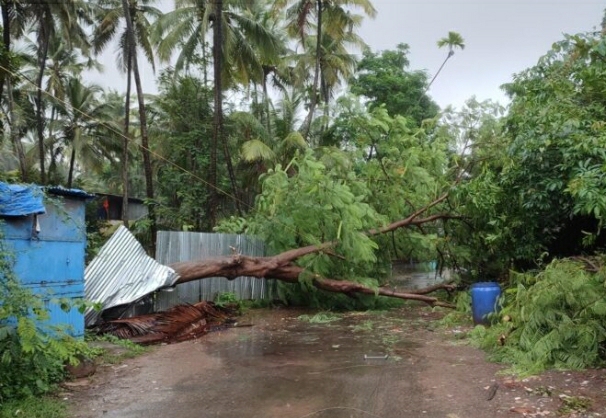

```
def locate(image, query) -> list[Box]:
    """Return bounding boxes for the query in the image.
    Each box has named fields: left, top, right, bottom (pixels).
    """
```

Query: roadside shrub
left=0, top=227, right=91, bottom=401
left=470, top=259, right=606, bottom=375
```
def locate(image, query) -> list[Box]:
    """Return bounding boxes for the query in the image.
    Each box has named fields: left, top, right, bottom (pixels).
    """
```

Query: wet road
left=70, top=308, right=507, bottom=418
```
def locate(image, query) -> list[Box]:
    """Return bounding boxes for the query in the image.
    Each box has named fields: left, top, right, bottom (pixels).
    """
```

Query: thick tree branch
left=368, top=193, right=449, bottom=236
left=404, top=282, right=457, bottom=295
left=170, top=255, right=454, bottom=308
left=170, top=193, right=460, bottom=308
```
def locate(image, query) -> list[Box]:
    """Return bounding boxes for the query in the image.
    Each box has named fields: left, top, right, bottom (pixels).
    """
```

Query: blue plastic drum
left=471, top=282, right=501, bottom=325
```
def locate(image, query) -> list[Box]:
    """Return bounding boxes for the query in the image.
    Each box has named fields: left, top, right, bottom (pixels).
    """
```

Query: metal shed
left=0, top=183, right=92, bottom=337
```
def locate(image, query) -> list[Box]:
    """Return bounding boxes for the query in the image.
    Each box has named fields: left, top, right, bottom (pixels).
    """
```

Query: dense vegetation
left=3, top=0, right=606, bottom=400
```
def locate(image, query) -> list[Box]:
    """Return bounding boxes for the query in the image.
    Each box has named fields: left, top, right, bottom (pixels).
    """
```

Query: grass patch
left=438, top=311, right=473, bottom=329
left=381, top=334, right=400, bottom=347
left=297, top=312, right=341, bottom=323
left=0, top=396, right=67, bottom=418
left=89, top=334, right=148, bottom=364
left=558, top=395, right=591, bottom=415
left=351, top=320, right=374, bottom=332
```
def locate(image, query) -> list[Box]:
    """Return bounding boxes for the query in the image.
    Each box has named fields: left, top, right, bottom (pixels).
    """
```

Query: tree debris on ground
left=97, top=301, right=239, bottom=344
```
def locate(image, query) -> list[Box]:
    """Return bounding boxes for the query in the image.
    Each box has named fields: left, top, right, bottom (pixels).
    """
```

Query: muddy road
left=67, top=306, right=606, bottom=417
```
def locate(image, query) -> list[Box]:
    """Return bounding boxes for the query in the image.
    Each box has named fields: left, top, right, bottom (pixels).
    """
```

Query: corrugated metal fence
left=155, top=231, right=272, bottom=311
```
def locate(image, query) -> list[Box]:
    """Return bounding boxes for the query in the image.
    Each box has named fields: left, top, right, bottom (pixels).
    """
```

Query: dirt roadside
left=64, top=306, right=606, bottom=418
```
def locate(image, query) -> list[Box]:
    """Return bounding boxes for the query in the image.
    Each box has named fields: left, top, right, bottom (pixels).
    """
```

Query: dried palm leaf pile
left=97, top=301, right=239, bottom=345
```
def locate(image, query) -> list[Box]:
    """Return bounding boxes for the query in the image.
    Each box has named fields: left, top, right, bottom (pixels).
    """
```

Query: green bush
left=0, top=396, right=67, bottom=418
left=470, top=259, right=606, bottom=375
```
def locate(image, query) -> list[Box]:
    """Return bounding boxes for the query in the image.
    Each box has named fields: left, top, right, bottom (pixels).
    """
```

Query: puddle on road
left=174, top=263, right=445, bottom=416
left=183, top=310, right=431, bottom=417
left=205, top=311, right=423, bottom=368
left=202, top=262, right=441, bottom=366
left=390, top=261, right=450, bottom=290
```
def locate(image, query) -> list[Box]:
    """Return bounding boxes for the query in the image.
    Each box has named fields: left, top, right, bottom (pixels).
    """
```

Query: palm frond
left=97, top=302, right=236, bottom=345
left=241, top=138, right=276, bottom=162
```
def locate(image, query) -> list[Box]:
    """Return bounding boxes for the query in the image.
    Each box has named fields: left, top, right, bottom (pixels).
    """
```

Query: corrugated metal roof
left=47, top=185, right=95, bottom=199
left=84, top=225, right=178, bottom=326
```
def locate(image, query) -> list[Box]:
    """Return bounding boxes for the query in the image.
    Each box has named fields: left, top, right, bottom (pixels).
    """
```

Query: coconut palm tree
left=292, top=10, right=366, bottom=136
left=92, top=0, right=160, bottom=238
left=51, top=77, right=121, bottom=187
left=275, top=0, right=375, bottom=140
left=20, top=34, right=102, bottom=172
left=152, top=0, right=284, bottom=225
left=238, top=89, right=307, bottom=167
left=236, top=89, right=307, bottom=205
left=152, top=0, right=283, bottom=86
left=27, top=0, right=94, bottom=184
left=0, top=0, right=27, bottom=100
left=427, top=31, right=465, bottom=90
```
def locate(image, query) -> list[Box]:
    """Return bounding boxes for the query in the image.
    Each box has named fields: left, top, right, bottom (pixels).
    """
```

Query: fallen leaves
left=97, top=301, right=238, bottom=344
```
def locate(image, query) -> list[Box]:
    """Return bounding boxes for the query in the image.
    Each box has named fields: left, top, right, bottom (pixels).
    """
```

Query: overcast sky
left=88, top=0, right=606, bottom=110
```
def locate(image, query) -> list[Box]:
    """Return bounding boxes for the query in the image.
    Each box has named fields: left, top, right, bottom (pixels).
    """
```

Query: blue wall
left=2, top=194, right=87, bottom=336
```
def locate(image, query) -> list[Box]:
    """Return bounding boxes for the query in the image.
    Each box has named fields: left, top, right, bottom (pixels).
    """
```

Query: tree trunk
left=300, top=0, right=322, bottom=142
left=209, top=0, right=221, bottom=227
left=35, top=22, right=50, bottom=184
left=122, top=0, right=156, bottom=253
left=170, top=252, right=455, bottom=309
left=67, top=146, right=76, bottom=188
left=211, top=0, right=241, bottom=218
left=221, top=129, right=242, bottom=215
left=426, top=51, right=453, bottom=92
left=262, top=66, right=272, bottom=137
left=0, top=0, right=12, bottom=101
left=122, top=47, right=132, bottom=228
left=202, top=41, right=209, bottom=90
left=47, top=106, right=56, bottom=181
left=7, top=77, right=27, bottom=180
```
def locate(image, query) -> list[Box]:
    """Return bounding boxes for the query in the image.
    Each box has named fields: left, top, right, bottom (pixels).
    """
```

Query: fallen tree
left=169, top=194, right=459, bottom=309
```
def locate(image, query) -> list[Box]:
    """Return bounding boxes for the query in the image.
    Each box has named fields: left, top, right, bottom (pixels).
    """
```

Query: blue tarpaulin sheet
left=0, top=182, right=46, bottom=216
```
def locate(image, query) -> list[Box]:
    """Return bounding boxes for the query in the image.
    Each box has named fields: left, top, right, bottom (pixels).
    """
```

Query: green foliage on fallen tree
left=216, top=106, right=455, bottom=308
left=245, top=150, right=386, bottom=308
left=470, top=259, right=606, bottom=375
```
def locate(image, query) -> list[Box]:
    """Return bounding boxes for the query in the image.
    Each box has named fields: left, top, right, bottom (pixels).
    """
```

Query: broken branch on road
left=170, top=194, right=458, bottom=309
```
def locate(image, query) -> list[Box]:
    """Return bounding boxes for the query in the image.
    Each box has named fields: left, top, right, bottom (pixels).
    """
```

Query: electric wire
left=0, top=62, right=450, bottom=273
left=0, top=63, right=338, bottom=257
left=0, top=63, right=247, bottom=212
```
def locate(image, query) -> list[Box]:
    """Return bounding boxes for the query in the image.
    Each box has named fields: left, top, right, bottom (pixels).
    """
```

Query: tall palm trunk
left=202, top=41, right=209, bottom=90
left=122, top=0, right=156, bottom=253
left=320, top=71, right=330, bottom=134
left=301, top=0, right=322, bottom=142
left=67, top=146, right=76, bottom=188
left=209, top=0, right=221, bottom=227
left=0, top=1, right=12, bottom=101
left=212, top=0, right=241, bottom=219
left=210, top=0, right=241, bottom=224
left=426, top=50, right=454, bottom=92
left=47, top=106, right=56, bottom=180
left=122, top=48, right=132, bottom=228
left=35, top=21, right=50, bottom=184
left=262, top=65, right=272, bottom=137
left=7, top=77, right=26, bottom=180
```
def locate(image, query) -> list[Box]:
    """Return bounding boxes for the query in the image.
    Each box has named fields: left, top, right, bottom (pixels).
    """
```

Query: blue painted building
left=0, top=183, right=92, bottom=336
